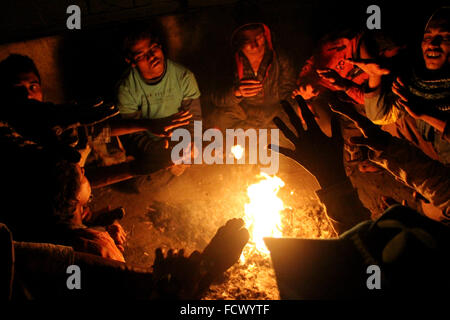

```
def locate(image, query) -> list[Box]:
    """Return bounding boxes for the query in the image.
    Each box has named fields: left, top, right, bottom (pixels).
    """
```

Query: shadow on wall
left=59, top=25, right=126, bottom=104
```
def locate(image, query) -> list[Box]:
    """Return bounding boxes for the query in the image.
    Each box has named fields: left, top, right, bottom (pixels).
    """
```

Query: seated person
left=269, top=96, right=449, bottom=233
left=0, top=54, right=117, bottom=152
left=293, top=29, right=369, bottom=170
left=294, top=29, right=368, bottom=107
left=3, top=217, right=249, bottom=300
left=269, top=98, right=371, bottom=234
left=210, top=20, right=296, bottom=130
left=360, top=7, right=450, bottom=164
left=49, top=160, right=127, bottom=262
left=0, top=121, right=125, bottom=261
left=116, top=24, right=202, bottom=176
left=0, top=54, right=192, bottom=188
left=0, top=124, right=247, bottom=298
left=293, top=29, right=403, bottom=173
left=329, top=99, right=450, bottom=224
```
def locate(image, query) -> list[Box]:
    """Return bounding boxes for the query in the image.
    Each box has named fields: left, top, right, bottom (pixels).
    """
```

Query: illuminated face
left=129, top=38, right=165, bottom=80
left=239, top=28, right=266, bottom=60
left=359, top=41, right=402, bottom=60
left=13, top=72, right=43, bottom=102
left=422, top=26, right=450, bottom=70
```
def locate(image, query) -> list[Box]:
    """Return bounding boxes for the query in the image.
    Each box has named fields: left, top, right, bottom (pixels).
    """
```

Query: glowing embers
left=243, top=173, right=285, bottom=256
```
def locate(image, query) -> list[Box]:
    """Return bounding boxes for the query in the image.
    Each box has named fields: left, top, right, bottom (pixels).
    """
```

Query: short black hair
left=0, top=54, right=41, bottom=87
left=122, top=23, right=161, bottom=59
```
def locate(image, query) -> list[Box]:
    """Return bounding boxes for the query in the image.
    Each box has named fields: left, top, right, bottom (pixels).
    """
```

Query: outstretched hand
left=269, top=97, right=346, bottom=188
left=346, top=58, right=390, bottom=89
left=392, top=77, right=428, bottom=119
left=316, top=68, right=353, bottom=91
left=328, top=99, right=390, bottom=151
left=147, top=110, right=193, bottom=137
left=291, top=84, right=319, bottom=100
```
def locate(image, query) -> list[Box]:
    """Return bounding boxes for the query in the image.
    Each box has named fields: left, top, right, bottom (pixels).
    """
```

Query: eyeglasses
left=133, top=44, right=162, bottom=63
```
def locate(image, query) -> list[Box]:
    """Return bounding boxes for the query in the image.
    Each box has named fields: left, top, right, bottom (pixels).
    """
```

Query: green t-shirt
left=117, top=59, right=201, bottom=119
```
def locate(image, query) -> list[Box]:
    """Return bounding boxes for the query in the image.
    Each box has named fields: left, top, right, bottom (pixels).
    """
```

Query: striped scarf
left=408, top=69, right=450, bottom=113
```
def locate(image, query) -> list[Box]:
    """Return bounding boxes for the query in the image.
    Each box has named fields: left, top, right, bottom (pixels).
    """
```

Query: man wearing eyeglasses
left=116, top=24, right=202, bottom=183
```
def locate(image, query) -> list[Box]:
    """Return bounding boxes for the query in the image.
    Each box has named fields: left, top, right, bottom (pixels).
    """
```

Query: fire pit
left=91, top=158, right=335, bottom=300
left=204, top=171, right=335, bottom=300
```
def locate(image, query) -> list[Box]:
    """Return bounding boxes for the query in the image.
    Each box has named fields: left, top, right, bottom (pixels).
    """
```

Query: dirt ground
left=89, top=154, right=419, bottom=299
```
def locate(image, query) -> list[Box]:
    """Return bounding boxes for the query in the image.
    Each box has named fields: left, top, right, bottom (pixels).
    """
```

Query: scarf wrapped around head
left=231, top=23, right=275, bottom=82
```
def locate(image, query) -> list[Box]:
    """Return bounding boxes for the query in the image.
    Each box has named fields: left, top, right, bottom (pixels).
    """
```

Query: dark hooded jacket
left=211, top=23, right=296, bottom=130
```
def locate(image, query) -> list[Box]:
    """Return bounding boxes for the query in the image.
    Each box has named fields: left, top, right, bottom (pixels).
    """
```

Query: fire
left=231, top=144, right=244, bottom=160
left=243, top=173, right=285, bottom=255
left=205, top=169, right=336, bottom=299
